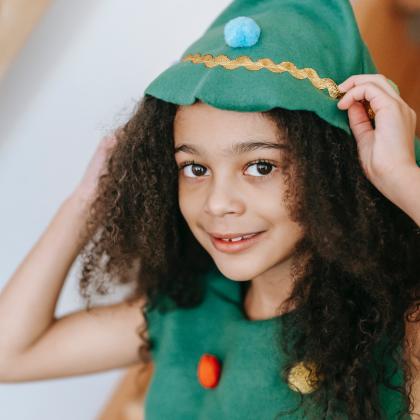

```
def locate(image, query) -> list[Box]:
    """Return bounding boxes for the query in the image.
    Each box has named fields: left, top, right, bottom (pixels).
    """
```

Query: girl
left=1, top=0, right=420, bottom=419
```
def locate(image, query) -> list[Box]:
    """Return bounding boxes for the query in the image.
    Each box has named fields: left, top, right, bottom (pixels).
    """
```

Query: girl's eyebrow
left=174, top=140, right=287, bottom=156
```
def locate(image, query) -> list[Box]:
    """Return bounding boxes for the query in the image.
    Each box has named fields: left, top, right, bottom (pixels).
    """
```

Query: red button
left=197, top=353, right=222, bottom=388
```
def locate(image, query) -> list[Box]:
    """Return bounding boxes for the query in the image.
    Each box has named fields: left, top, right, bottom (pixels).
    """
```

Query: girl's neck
left=240, top=279, right=295, bottom=321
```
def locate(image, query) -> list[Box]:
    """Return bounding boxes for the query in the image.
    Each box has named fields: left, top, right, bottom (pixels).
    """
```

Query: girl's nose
left=203, top=177, right=245, bottom=217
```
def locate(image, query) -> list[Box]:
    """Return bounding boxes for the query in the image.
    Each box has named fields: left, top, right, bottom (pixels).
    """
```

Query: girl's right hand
left=70, top=133, right=118, bottom=210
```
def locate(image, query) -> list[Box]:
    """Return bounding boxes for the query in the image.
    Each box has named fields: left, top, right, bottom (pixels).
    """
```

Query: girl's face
left=174, top=101, right=305, bottom=281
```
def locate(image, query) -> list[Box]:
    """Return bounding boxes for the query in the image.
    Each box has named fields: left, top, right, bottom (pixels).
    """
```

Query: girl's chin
left=209, top=261, right=266, bottom=282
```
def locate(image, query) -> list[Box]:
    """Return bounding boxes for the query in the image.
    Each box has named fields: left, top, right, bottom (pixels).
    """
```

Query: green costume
left=144, top=266, right=408, bottom=419
left=141, top=0, right=418, bottom=417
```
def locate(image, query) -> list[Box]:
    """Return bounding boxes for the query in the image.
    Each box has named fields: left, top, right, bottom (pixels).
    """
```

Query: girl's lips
left=209, top=231, right=265, bottom=253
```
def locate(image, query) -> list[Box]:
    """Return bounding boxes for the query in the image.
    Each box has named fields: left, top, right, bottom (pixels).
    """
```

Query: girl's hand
left=71, top=133, right=118, bottom=209
left=336, top=74, right=419, bottom=209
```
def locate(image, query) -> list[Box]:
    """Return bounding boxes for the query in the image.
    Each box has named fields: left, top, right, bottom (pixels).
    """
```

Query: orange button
left=197, top=353, right=222, bottom=388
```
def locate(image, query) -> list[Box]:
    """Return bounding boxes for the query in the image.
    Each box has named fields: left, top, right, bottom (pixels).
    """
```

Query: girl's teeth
left=222, top=237, right=242, bottom=242
left=221, top=233, right=257, bottom=242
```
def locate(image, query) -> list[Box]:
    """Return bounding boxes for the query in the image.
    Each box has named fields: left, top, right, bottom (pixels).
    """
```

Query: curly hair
left=77, top=93, right=420, bottom=419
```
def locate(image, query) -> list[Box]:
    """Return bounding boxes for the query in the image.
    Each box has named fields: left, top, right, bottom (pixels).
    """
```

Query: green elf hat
left=144, top=0, right=420, bottom=167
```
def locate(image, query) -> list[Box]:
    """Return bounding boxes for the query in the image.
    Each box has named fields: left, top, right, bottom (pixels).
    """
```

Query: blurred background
left=0, top=0, right=419, bottom=419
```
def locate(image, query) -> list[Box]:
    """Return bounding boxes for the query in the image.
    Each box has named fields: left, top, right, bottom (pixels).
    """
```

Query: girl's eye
left=244, top=160, right=277, bottom=177
left=178, top=161, right=208, bottom=178
left=177, top=159, right=277, bottom=178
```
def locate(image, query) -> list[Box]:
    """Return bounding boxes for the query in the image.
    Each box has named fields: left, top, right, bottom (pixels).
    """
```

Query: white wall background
left=0, top=1, right=230, bottom=419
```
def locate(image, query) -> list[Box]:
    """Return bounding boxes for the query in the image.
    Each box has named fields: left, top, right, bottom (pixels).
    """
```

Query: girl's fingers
left=338, top=74, right=402, bottom=101
left=346, top=100, right=374, bottom=141
left=337, top=81, right=415, bottom=132
left=336, top=81, right=398, bottom=114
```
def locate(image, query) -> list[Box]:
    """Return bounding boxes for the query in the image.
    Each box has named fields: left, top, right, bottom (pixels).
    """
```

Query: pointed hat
left=144, top=0, right=420, bottom=166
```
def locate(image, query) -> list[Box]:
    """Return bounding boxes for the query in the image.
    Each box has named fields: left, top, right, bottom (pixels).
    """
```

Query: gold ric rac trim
left=286, top=361, right=323, bottom=394
left=181, top=53, right=376, bottom=120
left=182, top=53, right=343, bottom=99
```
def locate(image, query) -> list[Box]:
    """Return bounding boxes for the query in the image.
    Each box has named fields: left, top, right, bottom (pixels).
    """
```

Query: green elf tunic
left=143, top=266, right=410, bottom=419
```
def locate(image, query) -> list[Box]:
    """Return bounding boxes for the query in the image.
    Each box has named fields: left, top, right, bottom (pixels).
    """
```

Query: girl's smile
left=208, top=230, right=266, bottom=254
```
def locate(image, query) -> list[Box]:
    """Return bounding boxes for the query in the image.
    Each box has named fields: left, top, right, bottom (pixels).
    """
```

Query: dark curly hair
left=77, top=93, right=420, bottom=419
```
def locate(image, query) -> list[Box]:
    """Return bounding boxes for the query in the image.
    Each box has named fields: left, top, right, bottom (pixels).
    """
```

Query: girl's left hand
left=336, top=74, right=418, bottom=206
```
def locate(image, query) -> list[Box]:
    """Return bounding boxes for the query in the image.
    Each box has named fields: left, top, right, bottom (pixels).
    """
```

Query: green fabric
left=143, top=266, right=409, bottom=419
left=143, top=0, right=420, bottom=166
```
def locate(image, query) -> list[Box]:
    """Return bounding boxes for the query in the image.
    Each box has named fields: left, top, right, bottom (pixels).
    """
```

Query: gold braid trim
left=181, top=52, right=376, bottom=120
left=182, top=53, right=343, bottom=99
